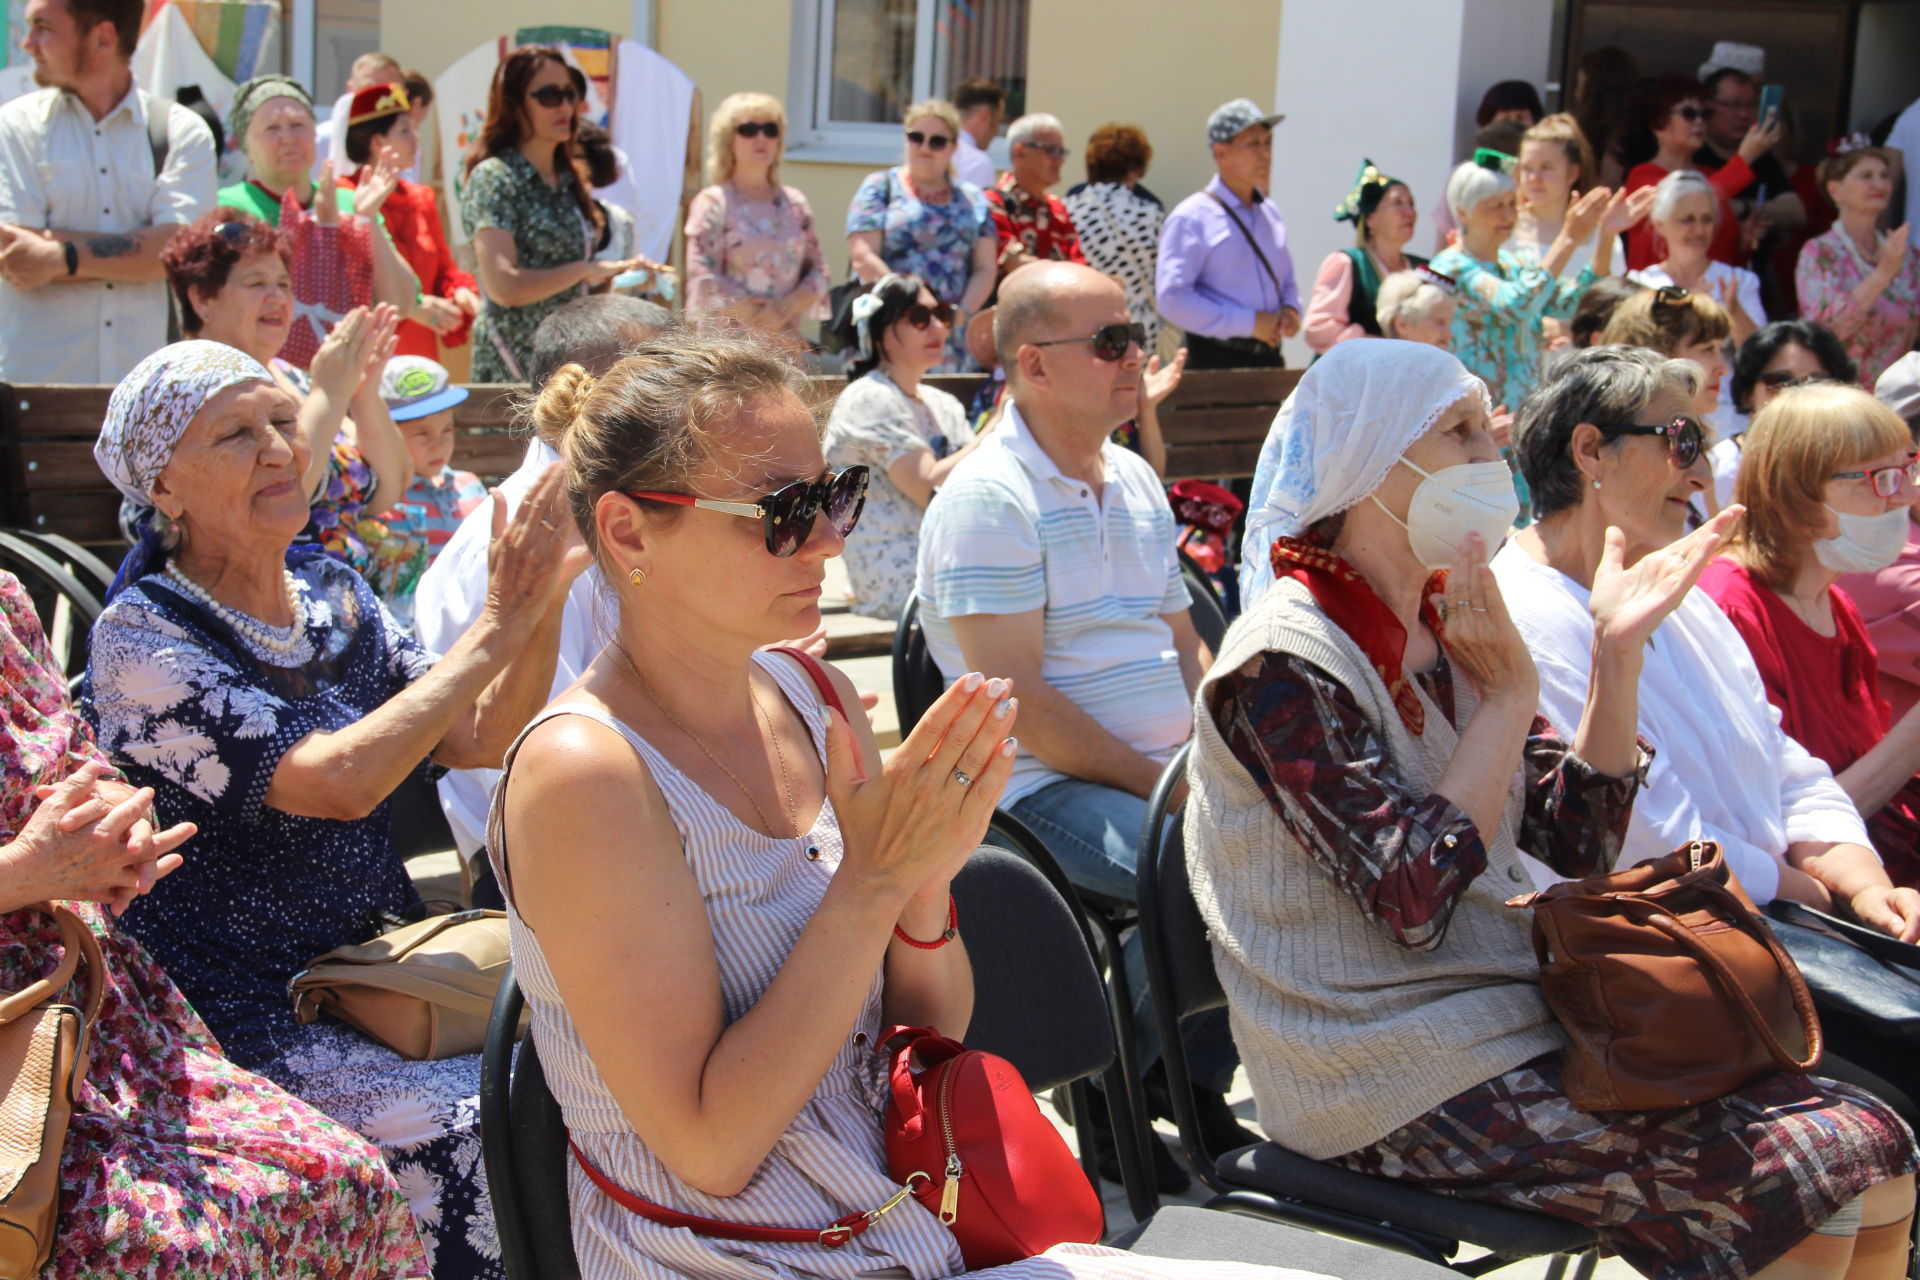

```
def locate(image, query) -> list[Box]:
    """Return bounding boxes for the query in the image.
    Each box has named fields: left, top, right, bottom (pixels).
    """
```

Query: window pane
left=829, top=0, right=917, bottom=124
left=934, top=0, right=1029, bottom=120
left=314, top=0, right=380, bottom=100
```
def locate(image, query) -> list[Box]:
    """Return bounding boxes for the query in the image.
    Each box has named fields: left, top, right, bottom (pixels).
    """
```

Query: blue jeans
left=1007, top=778, right=1238, bottom=1094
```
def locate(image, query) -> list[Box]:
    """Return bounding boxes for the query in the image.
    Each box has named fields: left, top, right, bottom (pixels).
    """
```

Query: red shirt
left=1700, top=557, right=1920, bottom=884
left=1622, top=155, right=1755, bottom=271
left=984, top=175, right=1085, bottom=266
left=338, top=173, right=478, bottom=359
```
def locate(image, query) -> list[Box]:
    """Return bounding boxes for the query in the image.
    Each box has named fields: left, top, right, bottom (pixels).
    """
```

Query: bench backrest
left=0, top=367, right=1298, bottom=547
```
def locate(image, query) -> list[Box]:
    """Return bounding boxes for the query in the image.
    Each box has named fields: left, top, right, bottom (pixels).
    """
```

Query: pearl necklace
left=164, top=560, right=306, bottom=657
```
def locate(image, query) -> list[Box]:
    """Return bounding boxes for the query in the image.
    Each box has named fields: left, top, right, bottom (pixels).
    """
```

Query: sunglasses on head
left=1834, top=454, right=1920, bottom=500
left=1597, top=416, right=1704, bottom=468
left=1653, top=285, right=1692, bottom=307
left=628, top=466, right=869, bottom=558
left=528, top=84, right=581, bottom=109
left=905, top=129, right=953, bottom=150
left=735, top=120, right=781, bottom=139
left=903, top=300, right=955, bottom=330
left=212, top=221, right=250, bottom=246
left=1030, top=321, right=1146, bottom=362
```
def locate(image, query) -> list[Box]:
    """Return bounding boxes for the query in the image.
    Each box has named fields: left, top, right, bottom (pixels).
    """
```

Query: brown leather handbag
left=289, top=910, right=514, bottom=1061
left=0, top=903, right=105, bottom=1279
left=1508, top=840, right=1822, bottom=1112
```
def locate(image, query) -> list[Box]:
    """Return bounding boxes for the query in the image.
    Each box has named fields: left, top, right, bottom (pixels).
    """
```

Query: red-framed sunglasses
left=628, top=466, right=868, bottom=557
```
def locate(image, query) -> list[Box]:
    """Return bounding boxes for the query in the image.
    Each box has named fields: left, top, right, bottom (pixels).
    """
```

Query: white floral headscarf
left=94, top=341, right=275, bottom=509
left=1239, top=340, right=1489, bottom=606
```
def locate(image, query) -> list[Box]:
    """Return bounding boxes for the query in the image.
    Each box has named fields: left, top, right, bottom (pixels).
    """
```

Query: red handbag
left=882, top=1024, right=1104, bottom=1268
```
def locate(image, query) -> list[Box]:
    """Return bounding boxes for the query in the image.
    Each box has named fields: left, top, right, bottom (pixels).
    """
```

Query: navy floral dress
left=83, top=547, right=502, bottom=1279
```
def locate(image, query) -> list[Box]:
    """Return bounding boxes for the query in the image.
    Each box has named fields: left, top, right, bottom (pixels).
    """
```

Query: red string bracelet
left=893, top=895, right=959, bottom=949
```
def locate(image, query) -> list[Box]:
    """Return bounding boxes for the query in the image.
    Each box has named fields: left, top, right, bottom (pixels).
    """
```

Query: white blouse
left=1491, top=544, right=1870, bottom=903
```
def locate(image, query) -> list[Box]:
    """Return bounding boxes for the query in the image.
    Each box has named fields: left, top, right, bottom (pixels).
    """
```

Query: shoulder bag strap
left=769, top=646, right=848, bottom=721
left=147, top=95, right=171, bottom=178
left=1205, top=190, right=1283, bottom=309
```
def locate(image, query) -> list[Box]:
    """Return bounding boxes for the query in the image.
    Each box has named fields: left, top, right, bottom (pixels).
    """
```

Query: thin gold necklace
left=613, top=644, right=798, bottom=837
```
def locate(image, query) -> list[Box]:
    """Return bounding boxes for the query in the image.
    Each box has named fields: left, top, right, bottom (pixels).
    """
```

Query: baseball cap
left=1207, top=98, right=1285, bottom=146
left=379, top=355, right=469, bottom=421
left=1875, top=352, right=1920, bottom=423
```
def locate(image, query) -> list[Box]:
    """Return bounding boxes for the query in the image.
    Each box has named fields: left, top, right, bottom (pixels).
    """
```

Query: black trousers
left=1182, top=331, right=1285, bottom=370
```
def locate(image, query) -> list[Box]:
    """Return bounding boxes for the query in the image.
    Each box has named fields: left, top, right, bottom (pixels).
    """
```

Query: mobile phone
left=1758, top=84, right=1784, bottom=125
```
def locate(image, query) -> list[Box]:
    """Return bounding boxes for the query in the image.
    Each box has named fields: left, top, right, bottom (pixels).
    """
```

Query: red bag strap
left=881, top=1024, right=965, bottom=1128
left=769, top=647, right=847, bottom=721
left=569, top=1140, right=925, bottom=1248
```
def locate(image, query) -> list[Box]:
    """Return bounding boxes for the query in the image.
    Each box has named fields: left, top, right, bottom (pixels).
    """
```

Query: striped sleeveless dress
left=490, top=651, right=1330, bottom=1279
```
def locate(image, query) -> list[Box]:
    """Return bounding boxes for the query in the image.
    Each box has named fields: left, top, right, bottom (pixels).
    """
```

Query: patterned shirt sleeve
left=788, top=189, right=831, bottom=300
left=1210, top=652, right=1647, bottom=948
left=461, top=159, right=511, bottom=238
left=683, top=186, right=744, bottom=312
left=845, top=172, right=891, bottom=237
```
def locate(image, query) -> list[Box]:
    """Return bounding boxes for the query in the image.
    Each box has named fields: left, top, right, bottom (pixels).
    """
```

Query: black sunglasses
left=528, top=84, right=581, bottom=108
left=903, top=300, right=955, bottom=330
left=735, top=120, right=781, bottom=139
left=1758, top=371, right=1823, bottom=390
left=1598, top=416, right=1704, bottom=468
left=628, top=466, right=869, bottom=558
left=1030, top=321, right=1146, bottom=362
left=1672, top=104, right=1704, bottom=123
left=905, top=130, right=953, bottom=150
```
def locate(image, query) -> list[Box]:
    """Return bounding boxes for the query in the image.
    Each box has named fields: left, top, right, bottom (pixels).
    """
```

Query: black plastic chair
left=1135, top=743, right=1601, bottom=1277
left=1181, top=569, right=1228, bottom=655
left=482, top=850, right=1464, bottom=1280
left=4, top=528, right=116, bottom=597
left=0, top=528, right=104, bottom=684
left=889, top=595, right=944, bottom=738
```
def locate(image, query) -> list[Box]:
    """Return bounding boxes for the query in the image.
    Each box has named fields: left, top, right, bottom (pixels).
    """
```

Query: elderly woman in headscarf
left=81, top=341, right=587, bottom=1279
left=1198, top=338, right=1915, bottom=1280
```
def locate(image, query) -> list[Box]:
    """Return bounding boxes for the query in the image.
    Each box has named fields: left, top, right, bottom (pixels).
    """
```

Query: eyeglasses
left=905, top=130, right=953, bottom=150
left=627, top=466, right=868, bottom=558
left=1757, top=371, right=1822, bottom=390
left=528, top=84, right=581, bottom=109
left=735, top=120, right=781, bottom=139
left=903, top=300, right=954, bottom=330
left=1671, top=104, right=1704, bottom=123
left=1597, top=416, right=1705, bottom=468
left=1019, top=142, right=1067, bottom=159
left=1029, top=321, right=1146, bottom=362
left=1834, top=455, right=1920, bottom=499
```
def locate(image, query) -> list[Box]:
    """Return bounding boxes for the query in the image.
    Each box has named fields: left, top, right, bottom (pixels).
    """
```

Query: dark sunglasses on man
left=528, top=84, right=581, bottom=109
left=905, top=130, right=953, bottom=150
left=1597, top=416, right=1704, bottom=468
left=1030, top=321, right=1147, bottom=363
left=628, top=466, right=869, bottom=558
left=735, top=121, right=781, bottom=139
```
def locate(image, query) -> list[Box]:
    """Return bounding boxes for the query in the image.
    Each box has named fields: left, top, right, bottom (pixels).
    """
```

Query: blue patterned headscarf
left=95, top=341, right=275, bottom=600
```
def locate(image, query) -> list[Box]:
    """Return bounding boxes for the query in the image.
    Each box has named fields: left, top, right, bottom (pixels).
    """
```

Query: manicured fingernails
left=962, top=672, right=985, bottom=692
left=1000, top=737, right=1018, bottom=756
left=985, top=677, right=1008, bottom=698
left=994, top=696, right=1016, bottom=719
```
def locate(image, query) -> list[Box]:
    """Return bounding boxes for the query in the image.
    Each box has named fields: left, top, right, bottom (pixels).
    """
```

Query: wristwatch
left=62, top=241, right=78, bottom=277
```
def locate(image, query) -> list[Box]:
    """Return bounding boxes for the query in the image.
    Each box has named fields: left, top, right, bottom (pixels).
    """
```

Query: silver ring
left=1471, top=605, right=1489, bottom=613
left=951, top=769, right=973, bottom=788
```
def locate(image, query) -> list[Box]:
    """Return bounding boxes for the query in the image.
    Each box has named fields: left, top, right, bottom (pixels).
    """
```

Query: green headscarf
left=230, top=75, right=313, bottom=148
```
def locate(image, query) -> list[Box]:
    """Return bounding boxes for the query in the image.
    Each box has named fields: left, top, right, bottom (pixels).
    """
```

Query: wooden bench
left=0, top=368, right=1299, bottom=549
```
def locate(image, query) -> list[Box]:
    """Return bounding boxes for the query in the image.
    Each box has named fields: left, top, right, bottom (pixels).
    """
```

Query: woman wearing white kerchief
left=82, top=339, right=587, bottom=1278
left=824, top=273, right=980, bottom=619
left=1186, top=339, right=1915, bottom=1279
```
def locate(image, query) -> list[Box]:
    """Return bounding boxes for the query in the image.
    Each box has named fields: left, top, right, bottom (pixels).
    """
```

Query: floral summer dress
left=847, top=169, right=993, bottom=369
left=464, top=150, right=591, bottom=382
left=1796, top=225, right=1920, bottom=387
left=683, top=181, right=831, bottom=335
left=1427, top=245, right=1592, bottom=411
left=84, top=549, right=501, bottom=1279
left=0, top=571, right=426, bottom=1279
left=487, top=652, right=1339, bottom=1280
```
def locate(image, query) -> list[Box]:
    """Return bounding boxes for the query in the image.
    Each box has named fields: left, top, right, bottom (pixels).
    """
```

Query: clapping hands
left=15, top=762, right=194, bottom=915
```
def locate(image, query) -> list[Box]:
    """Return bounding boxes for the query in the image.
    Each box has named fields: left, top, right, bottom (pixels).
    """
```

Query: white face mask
left=1813, top=505, right=1909, bottom=574
left=1370, top=457, right=1520, bottom=570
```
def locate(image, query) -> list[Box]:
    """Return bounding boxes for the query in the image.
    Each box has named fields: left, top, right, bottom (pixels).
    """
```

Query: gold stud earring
left=629, top=567, right=647, bottom=584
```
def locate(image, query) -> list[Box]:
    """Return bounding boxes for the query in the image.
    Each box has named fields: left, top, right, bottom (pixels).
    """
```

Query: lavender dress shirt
left=1155, top=175, right=1301, bottom=341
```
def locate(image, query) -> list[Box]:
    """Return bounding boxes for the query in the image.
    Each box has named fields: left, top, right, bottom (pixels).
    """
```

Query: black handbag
left=823, top=171, right=894, bottom=353
left=1765, top=899, right=1920, bottom=1047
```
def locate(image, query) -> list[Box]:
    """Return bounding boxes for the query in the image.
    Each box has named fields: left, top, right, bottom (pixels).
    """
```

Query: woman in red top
left=1700, top=381, right=1920, bottom=886
left=1621, top=74, right=1779, bottom=271
left=338, top=82, right=482, bottom=360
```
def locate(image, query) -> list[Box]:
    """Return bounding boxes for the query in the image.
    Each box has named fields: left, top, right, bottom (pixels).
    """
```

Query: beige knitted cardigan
left=1186, top=578, right=1565, bottom=1159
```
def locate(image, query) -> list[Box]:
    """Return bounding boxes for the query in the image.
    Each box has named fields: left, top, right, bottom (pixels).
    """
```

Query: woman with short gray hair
left=1495, top=346, right=1919, bottom=941
left=1628, top=170, right=1762, bottom=416
left=1375, top=268, right=1456, bottom=346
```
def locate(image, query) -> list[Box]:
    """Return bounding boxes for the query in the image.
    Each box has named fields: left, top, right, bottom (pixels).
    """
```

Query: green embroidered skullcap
left=231, top=75, right=314, bottom=145
left=1333, top=158, right=1403, bottom=223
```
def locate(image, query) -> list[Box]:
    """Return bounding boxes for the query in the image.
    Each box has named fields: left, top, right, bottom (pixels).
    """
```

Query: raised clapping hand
left=1144, top=348, right=1188, bottom=410
left=15, top=762, right=194, bottom=915
left=482, top=464, right=593, bottom=632
left=1601, top=186, right=1656, bottom=238
left=823, top=671, right=1019, bottom=908
left=310, top=305, right=391, bottom=403
left=1561, top=185, right=1614, bottom=246
left=1877, top=225, right=1911, bottom=278
left=352, top=141, right=405, bottom=221
left=1587, top=507, right=1742, bottom=651
left=1432, top=533, right=1538, bottom=706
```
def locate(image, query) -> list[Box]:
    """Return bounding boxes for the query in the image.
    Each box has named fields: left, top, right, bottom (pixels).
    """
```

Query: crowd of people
left=4, top=1, right=1920, bottom=1277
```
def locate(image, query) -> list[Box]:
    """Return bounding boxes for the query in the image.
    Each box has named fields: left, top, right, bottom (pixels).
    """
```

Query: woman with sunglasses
left=1494, top=347, right=1920, bottom=943
left=1695, top=382, right=1920, bottom=891
left=847, top=99, right=998, bottom=370
left=1620, top=73, right=1779, bottom=271
left=824, top=274, right=980, bottom=620
left=685, top=93, right=830, bottom=346
left=463, top=46, right=644, bottom=383
left=1707, top=320, right=1859, bottom=507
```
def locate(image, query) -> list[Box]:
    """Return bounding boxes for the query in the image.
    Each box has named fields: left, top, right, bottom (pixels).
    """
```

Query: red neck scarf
left=1270, top=537, right=1446, bottom=734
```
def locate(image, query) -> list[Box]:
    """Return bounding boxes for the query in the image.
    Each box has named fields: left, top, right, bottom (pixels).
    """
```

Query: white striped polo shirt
left=914, top=401, right=1192, bottom=803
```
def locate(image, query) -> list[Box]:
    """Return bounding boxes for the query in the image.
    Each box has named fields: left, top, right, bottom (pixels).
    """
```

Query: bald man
left=913, top=263, right=1245, bottom=1182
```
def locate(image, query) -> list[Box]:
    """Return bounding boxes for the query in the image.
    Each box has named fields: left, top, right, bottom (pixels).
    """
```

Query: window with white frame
left=789, top=0, right=1028, bottom=160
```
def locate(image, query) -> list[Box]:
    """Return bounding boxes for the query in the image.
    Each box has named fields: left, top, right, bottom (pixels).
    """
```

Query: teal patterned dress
left=1427, top=245, right=1593, bottom=411
left=463, top=150, right=590, bottom=382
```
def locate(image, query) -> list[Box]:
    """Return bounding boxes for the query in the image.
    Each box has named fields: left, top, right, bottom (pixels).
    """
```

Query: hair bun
left=532, top=363, right=598, bottom=449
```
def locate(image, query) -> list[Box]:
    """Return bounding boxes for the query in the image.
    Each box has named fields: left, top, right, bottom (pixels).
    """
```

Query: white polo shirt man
left=0, top=84, right=215, bottom=381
